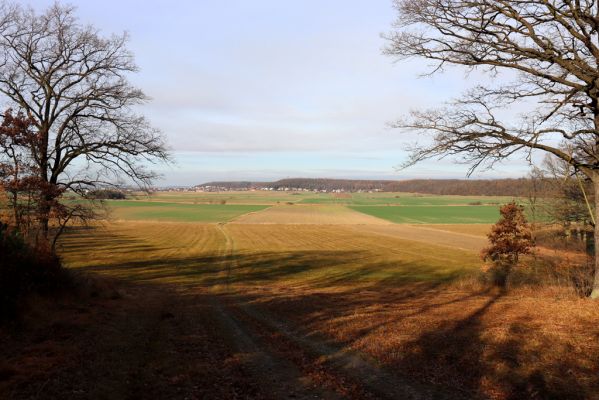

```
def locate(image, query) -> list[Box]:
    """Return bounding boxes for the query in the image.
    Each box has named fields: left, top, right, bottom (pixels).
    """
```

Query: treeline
left=198, top=178, right=553, bottom=197
left=272, top=178, right=392, bottom=191
left=385, top=179, right=552, bottom=196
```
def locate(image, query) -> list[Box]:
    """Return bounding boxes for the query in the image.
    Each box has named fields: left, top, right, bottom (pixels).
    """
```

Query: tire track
left=212, top=223, right=341, bottom=399
left=236, top=301, right=467, bottom=400
left=214, top=224, right=465, bottom=400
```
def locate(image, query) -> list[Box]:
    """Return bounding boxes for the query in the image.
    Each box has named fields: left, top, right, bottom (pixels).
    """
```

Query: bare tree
left=385, top=0, right=599, bottom=298
left=542, top=154, right=595, bottom=227
left=0, top=2, right=168, bottom=241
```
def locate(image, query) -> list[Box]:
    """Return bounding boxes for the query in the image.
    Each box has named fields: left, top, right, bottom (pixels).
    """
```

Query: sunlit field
left=299, top=192, right=512, bottom=206
left=108, top=201, right=269, bottom=222
left=350, top=204, right=501, bottom=224
left=104, top=191, right=510, bottom=224
left=4, top=191, right=597, bottom=399
left=43, top=191, right=599, bottom=399
left=5, top=0, right=599, bottom=398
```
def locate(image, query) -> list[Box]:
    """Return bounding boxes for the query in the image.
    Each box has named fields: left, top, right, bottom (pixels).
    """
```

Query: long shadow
left=54, top=228, right=599, bottom=399
left=64, top=248, right=473, bottom=292
left=57, top=226, right=178, bottom=261
left=233, top=283, right=599, bottom=399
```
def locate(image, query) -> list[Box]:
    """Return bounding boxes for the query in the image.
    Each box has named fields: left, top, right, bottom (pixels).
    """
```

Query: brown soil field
left=353, top=224, right=488, bottom=253
left=419, top=224, right=492, bottom=237
left=232, top=204, right=391, bottom=225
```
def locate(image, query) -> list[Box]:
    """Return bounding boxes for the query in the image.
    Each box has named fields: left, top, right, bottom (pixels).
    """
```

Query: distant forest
left=197, top=178, right=552, bottom=197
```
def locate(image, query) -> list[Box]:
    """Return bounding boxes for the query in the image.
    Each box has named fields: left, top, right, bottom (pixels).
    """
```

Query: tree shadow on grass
left=57, top=226, right=175, bottom=255
left=393, top=292, right=595, bottom=399
left=55, top=228, right=599, bottom=399
left=66, top=248, right=472, bottom=291
left=239, top=284, right=598, bottom=399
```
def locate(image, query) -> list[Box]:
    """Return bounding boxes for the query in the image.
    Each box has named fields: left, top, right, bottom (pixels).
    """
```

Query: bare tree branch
left=0, top=2, right=169, bottom=240
left=385, top=0, right=599, bottom=297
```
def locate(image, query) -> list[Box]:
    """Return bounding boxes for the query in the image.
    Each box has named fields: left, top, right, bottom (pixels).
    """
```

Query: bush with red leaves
left=482, top=202, right=534, bottom=286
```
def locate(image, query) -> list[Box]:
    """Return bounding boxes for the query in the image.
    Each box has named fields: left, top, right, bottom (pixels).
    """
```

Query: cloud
left=27, top=0, right=531, bottom=185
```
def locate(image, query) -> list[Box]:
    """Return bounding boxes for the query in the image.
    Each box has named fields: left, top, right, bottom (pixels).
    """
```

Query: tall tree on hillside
left=0, top=2, right=168, bottom=241
left=385, top=0, right=599, bottom=298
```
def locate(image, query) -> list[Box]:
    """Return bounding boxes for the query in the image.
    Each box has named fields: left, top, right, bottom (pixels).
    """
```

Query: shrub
left=0, top=222, right=65, bottom=321
left=482, top=202, right=534, bottom=287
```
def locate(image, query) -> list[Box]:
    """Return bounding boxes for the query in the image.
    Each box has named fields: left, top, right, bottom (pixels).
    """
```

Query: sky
left=30, top=0, right=534, bottom=186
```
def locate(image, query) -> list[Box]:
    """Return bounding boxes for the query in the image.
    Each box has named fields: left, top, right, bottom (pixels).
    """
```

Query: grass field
left=299, top=192, right=513, bottom=206
left=44, top=219, right=599, bottom=399
left=129, top=191, right=314, bottom=205
left=107, top=200, right=269, bottom=222
left=350, top=205, right=501, bottom=224
left=420, top=223, right=492, bottom=237
left=59, top=222, right=480, bottom=288
left=102, top=192, right=507, bottom=225
left=5, top=191, right=597, bottom=399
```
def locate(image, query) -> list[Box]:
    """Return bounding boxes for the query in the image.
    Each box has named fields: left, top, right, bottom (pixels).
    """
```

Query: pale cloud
left=25, top=0, right=529, bottom=184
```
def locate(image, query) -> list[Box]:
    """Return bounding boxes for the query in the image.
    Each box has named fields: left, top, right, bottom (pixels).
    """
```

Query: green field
left=123, top=191, right=515, bottom=207
left=96, top=192, right=517, bottom=224
left=128, top=191, right=314, bottom=205
left=108, top=200, right=269, bottom=222
left=299, top=192, right=513, bottom=206
left=350, top=205, right=501, bottom=224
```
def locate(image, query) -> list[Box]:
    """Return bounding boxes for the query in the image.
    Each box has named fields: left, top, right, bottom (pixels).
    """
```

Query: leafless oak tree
left=385, top=0, right=599, bottom=297
left=0, top=2, right=168, bottom=241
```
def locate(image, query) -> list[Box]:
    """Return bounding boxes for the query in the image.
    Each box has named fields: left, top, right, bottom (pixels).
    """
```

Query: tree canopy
left=386, top=0, right=599, bottom=297
left=0, top=2, right=168, bottom=242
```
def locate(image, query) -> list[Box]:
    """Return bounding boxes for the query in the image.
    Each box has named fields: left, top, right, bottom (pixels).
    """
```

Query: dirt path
left=3, top=223, right=470, bottom=399
left=215, top=223, right=466, bottom=400
left=214, top=223, right=342, bottom=399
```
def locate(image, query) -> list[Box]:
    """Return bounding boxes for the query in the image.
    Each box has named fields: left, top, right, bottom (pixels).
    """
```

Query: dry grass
left=231, top=204, right=391, bottom=225
left=57, top=222, right=479, bottom=290
left=420, top=223, right=492, bottom=237
left=352, top=224, right=487, bottom=253
left=251, top=285, right=599, bottom=399
left=7, top=220, right=598, bottom=399
left=58, top=222, right=226, bottom=285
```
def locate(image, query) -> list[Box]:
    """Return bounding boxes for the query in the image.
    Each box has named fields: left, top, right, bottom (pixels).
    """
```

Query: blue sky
left=30, top=0, right=533, bottom=185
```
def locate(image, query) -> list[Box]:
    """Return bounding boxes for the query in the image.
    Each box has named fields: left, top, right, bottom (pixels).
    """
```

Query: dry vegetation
left=232, top=204, right=391, bottom=225
left=353, top=224, right=487, bottom=252
left=2, top=195, right=598, bottom=399
left=2, top=215, right=597, bottom=399
left=420, top=224, right=492, bottom=237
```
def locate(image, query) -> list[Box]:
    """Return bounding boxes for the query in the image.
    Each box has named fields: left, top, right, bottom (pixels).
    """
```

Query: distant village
left=155, top=185, right=382, bottom=194
left=144, top=177, right=538, bottom=197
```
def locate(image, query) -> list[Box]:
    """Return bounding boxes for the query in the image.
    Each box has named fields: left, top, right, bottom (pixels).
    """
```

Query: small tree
left=482, top=202, right=534, bottom=286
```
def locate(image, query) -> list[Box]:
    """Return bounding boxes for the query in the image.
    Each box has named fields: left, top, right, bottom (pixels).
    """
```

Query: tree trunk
left=37, top=189, right=51, bottom=243
left=591, top=178, right=599, bottom=298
